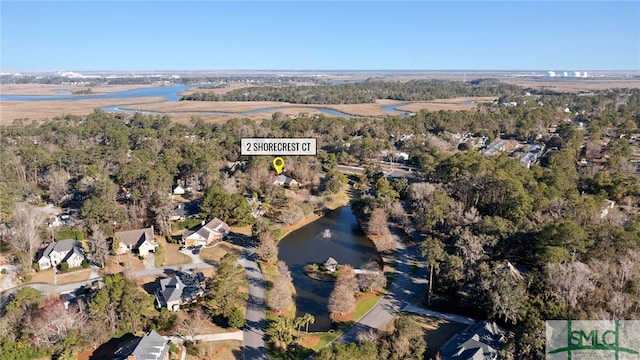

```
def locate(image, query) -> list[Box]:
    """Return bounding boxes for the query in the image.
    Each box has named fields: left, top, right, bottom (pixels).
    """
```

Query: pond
left=277, top=207, right=379, bottom=332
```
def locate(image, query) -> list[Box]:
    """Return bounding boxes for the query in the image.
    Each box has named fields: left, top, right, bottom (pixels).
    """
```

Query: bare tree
left=357, top=260, right=386, bottom=291
left=357, top=328, right=379, bottom=343
left=374, top=230, right=396, bottom=253
left=89, top=225, right=109, bottom=268
left=7, top=204, right=44, bottom=273
left=328, top=283, right=356, bottom=317
left=268, top=262, right=294, bottom=313
left=368, top=208, right=388, bottom=235
left=256, top=231, right=277, bottom=264
left=45, top=169, right=70, bottom=205
left=336, top=264, right=359, bottom=293
left=455, top=229, right=485, bottom=277
left=27, top=297, right=88, bottom=350
left=150, top=193, right=173, bottom=235
left=178, top=307, right=207, bottom=344
left=547, top=260, right=595, bottom=309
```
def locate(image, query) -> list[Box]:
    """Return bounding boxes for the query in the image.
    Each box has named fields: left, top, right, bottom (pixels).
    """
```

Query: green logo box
left=546, top=320, right=640, bottom=359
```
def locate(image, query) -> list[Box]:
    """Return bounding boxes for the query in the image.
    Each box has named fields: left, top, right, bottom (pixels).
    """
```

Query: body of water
left=0, top=84, right=357, bottom=117
left=381, top=102, right=410, bottom=116
left=277, top=207, right=379, bottom=331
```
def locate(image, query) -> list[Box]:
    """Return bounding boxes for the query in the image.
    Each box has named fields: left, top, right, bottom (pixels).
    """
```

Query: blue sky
left=1, top=1, right=638, bottom=71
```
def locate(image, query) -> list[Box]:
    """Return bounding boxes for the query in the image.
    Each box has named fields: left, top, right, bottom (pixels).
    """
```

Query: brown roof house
left=114, top=227, right=158, bottom=256
left=155, top=271, right=206, bottom=311
left=182, top=218, right=230, bottom=247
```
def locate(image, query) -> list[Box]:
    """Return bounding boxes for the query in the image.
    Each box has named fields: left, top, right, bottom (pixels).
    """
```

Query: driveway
left=0, top=265, right=17, bottom=291
left=237, top=238, right=269, bottom=360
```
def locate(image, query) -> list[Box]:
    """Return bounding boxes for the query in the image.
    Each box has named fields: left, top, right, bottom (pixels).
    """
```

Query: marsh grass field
left=2, top=79, right=639, bottom=124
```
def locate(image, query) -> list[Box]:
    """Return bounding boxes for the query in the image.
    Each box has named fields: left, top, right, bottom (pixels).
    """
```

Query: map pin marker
left=273, top=157, right=285, bottom=174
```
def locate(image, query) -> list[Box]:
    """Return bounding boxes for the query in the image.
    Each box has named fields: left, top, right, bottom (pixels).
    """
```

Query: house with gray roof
left=126, top=330, right=169, bottom=360
left=439, top=320, right=506, bottom=360
left=182, top=218, right=229, bottom=247
left=114, top=227, right=158, bottom=256
left=36, top=239, right=85, bottom=270
left=155, top=271, right=206, bottom=311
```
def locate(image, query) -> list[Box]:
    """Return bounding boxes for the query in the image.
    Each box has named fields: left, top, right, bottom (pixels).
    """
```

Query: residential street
left=238, top=239, right=269, bottom=360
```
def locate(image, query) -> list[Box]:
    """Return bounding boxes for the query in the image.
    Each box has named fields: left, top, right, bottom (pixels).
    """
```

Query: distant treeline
left=180, top=79, right=523, bottom=104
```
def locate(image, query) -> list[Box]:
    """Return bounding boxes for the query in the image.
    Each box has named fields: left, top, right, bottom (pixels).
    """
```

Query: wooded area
left=1, top=82, right=639, bottom=359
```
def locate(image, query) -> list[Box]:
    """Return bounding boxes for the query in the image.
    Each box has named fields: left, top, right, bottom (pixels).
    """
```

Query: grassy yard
left=28, top=267, right=92, bottom=285
left=102, top=253, right=145, bottom=275
left=199, top=242, right=243, bottom=264
left=57, top=268, right=92, bottom=284
left=186, top=340, right=242, bottom=360
left=155, top=236, right=191, bottom=267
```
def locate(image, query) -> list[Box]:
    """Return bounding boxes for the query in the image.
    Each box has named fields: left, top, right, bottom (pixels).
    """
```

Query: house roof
left=324, top=257, right=338, bottom=266
left=41, top=239, right=78, bottom=257
left=115, top=227, right=154, bottom=248
left=159, top=272, right=206, bottom=305
left=183, top=218, right=229, bottom=241
left=440, top=320, right=505, bottom=360
left=274, top=175, right=297, bottom=185
left=38, top=239, right=84, bottom=263
left=130, top=330, right=168, bottom=360
left=159, top=276, right=185, bottom=304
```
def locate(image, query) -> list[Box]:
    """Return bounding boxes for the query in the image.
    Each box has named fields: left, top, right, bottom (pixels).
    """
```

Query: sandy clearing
left=0, top=97, right=165, bottom=124
left=0, top=83, right=166, bottom=96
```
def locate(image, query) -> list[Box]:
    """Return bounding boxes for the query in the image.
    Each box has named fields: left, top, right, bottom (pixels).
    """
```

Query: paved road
left=238, top=240, right=269, bottom=360
left=332, top=229, right=428, bottom=344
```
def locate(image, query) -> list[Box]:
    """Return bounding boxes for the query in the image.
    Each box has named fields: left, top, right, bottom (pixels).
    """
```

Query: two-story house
left=36, top=239, right=85, bottom=270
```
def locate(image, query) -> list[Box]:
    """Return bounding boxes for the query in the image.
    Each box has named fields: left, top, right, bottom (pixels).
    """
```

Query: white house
left=182, top=218, right=230, bottom=247
left=114, top=227, right=158, bottom=256
left=36, top=239, right=85, bottom=270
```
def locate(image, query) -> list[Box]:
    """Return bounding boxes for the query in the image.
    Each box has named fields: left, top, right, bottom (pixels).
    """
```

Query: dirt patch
left=331, top=310, right=355, bottom=323
left=297, top=335, right=320, bottom=348
left=0, top=97, right=165, bottom=124
left=101, top=253, right=146, bottom=275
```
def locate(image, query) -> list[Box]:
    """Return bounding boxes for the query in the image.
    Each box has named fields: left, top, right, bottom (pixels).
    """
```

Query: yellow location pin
left=273, top=157, right=285, bottom=174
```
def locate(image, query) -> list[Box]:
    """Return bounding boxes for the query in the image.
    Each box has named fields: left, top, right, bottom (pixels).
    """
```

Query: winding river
left=0, top=84, right=408, bottom=117
left=278, top=207, right=380, bottom=332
